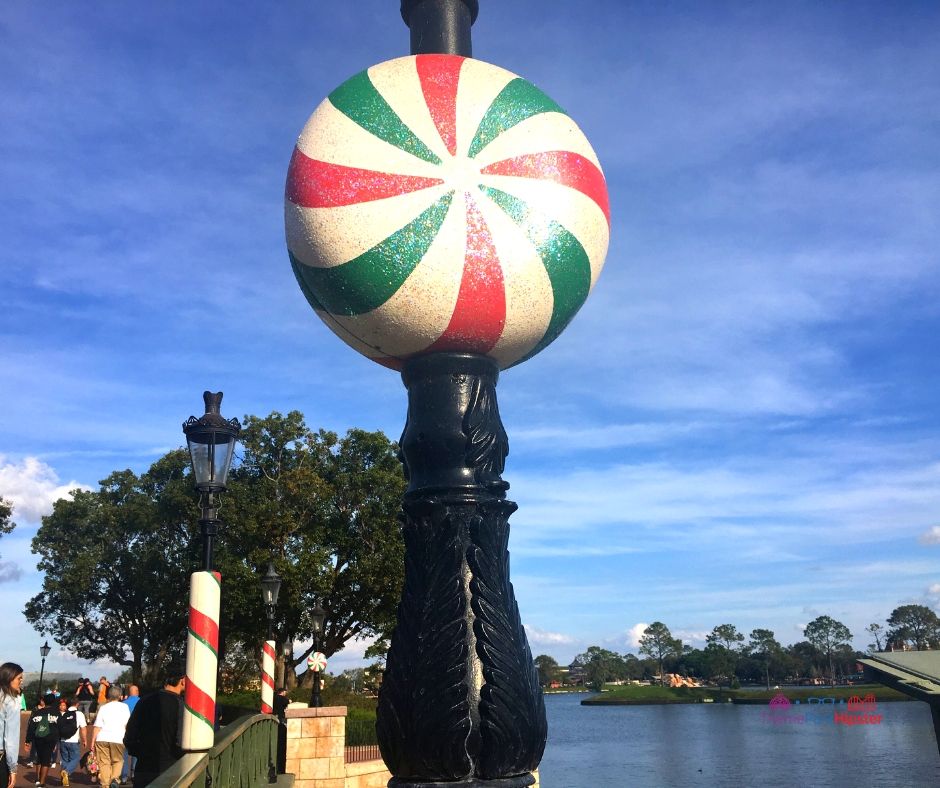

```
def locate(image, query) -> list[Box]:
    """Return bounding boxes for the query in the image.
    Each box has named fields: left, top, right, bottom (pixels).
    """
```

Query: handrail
left=148, top=713, right=279, bottom=788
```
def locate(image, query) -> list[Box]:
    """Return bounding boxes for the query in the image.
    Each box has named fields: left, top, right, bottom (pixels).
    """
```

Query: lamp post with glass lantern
left=260, top=562, right=282, bottom=714
left=308, top=604, right=326, bottom=708
left=183, top=391, right=241, bottom=572
left=37, top=640, right=51, bottom=702
left=180, top=391, right=240, bottom=750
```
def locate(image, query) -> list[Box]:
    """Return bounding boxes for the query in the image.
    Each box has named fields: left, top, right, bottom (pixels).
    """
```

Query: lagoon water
left=540, top=692, right=940, bottom=787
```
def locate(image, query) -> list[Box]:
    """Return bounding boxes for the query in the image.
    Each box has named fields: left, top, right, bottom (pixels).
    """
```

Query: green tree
left=221, top=414, right=406, bottom=687
left=705, top=624, right=745, bottom=687
left=803, top=615, right=852, bottom=685
left=748, top=628, right=782, bottom=689
left=24, top=451, right=197, bottom=685
left=24, top=413, right=407, bottom=689
left=865, top=622, right=885, bottom=653
left=887, top=604, right=940, bottom=650
left=0, top=497, right=15, bottom=579
left=572, top=647, right=632, bottom=691
left=0, top=497, right=14, bottom=537
left=638, top=623, right=681, bottom=685
left=534, top=655, right=562, bottom=687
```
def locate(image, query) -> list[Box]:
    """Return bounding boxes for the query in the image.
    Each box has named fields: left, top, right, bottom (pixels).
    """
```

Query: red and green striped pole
left=181, top=571, right=221, bottom=750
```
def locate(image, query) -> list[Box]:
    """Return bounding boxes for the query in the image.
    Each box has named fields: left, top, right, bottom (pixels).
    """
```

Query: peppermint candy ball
left=307, top=652, right=327, bottom=672
left=286, top=54, right=609, bottom=370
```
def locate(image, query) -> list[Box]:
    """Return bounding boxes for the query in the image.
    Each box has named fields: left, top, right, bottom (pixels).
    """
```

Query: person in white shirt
left=90, top=685, right=131, bottom=788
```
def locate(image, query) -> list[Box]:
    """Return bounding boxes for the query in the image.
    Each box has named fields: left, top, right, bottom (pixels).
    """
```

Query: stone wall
left=284, top=705, right=348, bottom=788
left=283, top=705, right=536, bottom=788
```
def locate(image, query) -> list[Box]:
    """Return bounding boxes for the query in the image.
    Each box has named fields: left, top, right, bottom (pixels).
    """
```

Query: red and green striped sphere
left=285, top=54, right=610, bottom=370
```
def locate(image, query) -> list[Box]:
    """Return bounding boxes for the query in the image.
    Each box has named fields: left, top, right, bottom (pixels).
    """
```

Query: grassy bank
left=217, top=686, right=378, bottom=724
left=581, top=683, right=911, bottom=706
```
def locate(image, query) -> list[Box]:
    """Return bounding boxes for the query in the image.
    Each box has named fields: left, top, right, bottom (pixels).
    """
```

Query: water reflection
left=540, top=692, right=940, bottom=787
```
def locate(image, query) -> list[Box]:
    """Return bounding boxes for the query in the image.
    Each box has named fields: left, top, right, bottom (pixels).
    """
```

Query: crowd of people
left=0, top=663, right=186, bottom=788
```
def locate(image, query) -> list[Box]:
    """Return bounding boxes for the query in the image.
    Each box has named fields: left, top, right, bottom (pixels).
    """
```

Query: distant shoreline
left=580, top=683, right=912, bottom=706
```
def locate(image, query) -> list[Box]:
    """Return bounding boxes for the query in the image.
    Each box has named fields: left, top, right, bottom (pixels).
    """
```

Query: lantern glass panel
left=187, top=431, right=236, bottom=490
left=261, top=564, right=281, bottom=607
left=310, top=607, right=325, bottom=635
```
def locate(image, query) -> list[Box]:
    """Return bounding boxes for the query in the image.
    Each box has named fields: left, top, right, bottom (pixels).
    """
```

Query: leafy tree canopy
left=25, top=412, right=406, bottom=688
left=0, top=497, right=14, bottom=536
left=803, top=615, right=852, bottom=685
left=25, top=450, right=196, bottom=686
left=533, top=654, right=561, bottom=687
left=887, top=604, right=940, bottom=650
left=638, top=622, right=681, bottom=685
left=572, top=646, right=635, bottom=690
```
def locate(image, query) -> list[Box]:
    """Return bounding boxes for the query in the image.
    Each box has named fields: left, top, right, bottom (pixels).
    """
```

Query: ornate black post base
left=377, top=353, right=547, bottom=788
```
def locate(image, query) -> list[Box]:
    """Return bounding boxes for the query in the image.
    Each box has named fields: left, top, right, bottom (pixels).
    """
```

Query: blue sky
left=2, top=0, right=939, bottom=677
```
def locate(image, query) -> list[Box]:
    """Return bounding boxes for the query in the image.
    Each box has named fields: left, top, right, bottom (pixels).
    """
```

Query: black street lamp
left=183, top=391, right=241, bottom=571
left=308, top=604, right=326, bottom=708
left=261, top=562, right=282, bottom=642
left=37, top=640, right=51, bottom=702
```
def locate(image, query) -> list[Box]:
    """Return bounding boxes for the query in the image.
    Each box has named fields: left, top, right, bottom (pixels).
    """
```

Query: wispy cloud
left=919, top=527, right=940, bottom=545
left=524, top=625, right=576, bottom=647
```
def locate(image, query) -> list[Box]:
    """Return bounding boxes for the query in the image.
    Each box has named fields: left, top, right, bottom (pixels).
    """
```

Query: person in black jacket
left=123, top=673, right=186, bottom=787
left=25, top=693, right=60, bottom=787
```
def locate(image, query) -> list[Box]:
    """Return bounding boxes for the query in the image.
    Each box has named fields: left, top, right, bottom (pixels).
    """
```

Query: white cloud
left=927, top=584, right=940, bottom=596
left=524, top=625, right=575, bottom=647
left=0, top=455, right=88, bottom=524
left=624, top=623, right=649, bottom=650
left=919, top=527, right=940, bottom=545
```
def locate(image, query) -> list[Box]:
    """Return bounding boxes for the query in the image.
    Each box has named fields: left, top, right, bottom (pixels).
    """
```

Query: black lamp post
left=37, top=640, right=51, bottom=702
left=182, top=391, right=241, bottom=571
left=261, top=562, right=282, bottom=642
left=308, top=604, right=326, bottom=708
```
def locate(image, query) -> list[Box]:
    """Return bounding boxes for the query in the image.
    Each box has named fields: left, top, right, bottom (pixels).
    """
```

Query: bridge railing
left=148, top=713, right=279, bottom=788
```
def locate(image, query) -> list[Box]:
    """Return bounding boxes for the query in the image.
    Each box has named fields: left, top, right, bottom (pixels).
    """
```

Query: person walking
left=24, top=693, right=61, bottom=787
left=95, top=677, right=110, bottom=712
left=56, top=697, right=86, bottom=787
left=89, top=685, right=130, bottom=788
left=0, top=662, right=25, bottom=788
left=119, top=686, right=140, bottom=786
left=74, top=679, right=95, bottom=720
left=123, top=673, right=185, bottom=788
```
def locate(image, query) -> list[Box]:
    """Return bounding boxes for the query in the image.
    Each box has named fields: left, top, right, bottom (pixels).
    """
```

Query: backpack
left=59, top=710, right=78, bottom=739
left=34, top=713, right=52, bottom=739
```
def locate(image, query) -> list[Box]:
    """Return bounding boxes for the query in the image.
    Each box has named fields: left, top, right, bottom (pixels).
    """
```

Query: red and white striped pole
left=261, top=640, right=276, bottom=714
left=181, top=570, right=221, bottom=751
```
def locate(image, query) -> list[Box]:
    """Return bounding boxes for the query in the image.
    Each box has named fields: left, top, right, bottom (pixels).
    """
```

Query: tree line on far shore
left=534, top=606, right=940, bottom=691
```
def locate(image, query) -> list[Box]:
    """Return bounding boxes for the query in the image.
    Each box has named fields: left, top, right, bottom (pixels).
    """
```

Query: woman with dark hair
left=1, top=662, right=25, bottom=788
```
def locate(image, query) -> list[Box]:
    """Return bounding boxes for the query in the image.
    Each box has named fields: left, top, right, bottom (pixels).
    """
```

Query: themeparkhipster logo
left=761, top=692, right=883, bottom=726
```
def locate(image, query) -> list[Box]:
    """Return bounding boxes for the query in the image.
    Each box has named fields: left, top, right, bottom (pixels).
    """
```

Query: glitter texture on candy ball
left=285, top=54, right=610, bottom=370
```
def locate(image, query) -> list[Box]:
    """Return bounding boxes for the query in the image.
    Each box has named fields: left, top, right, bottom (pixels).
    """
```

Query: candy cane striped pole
left=181, top=570, right=221, bottom=751
left=261, top=640, right=276, bottom=714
